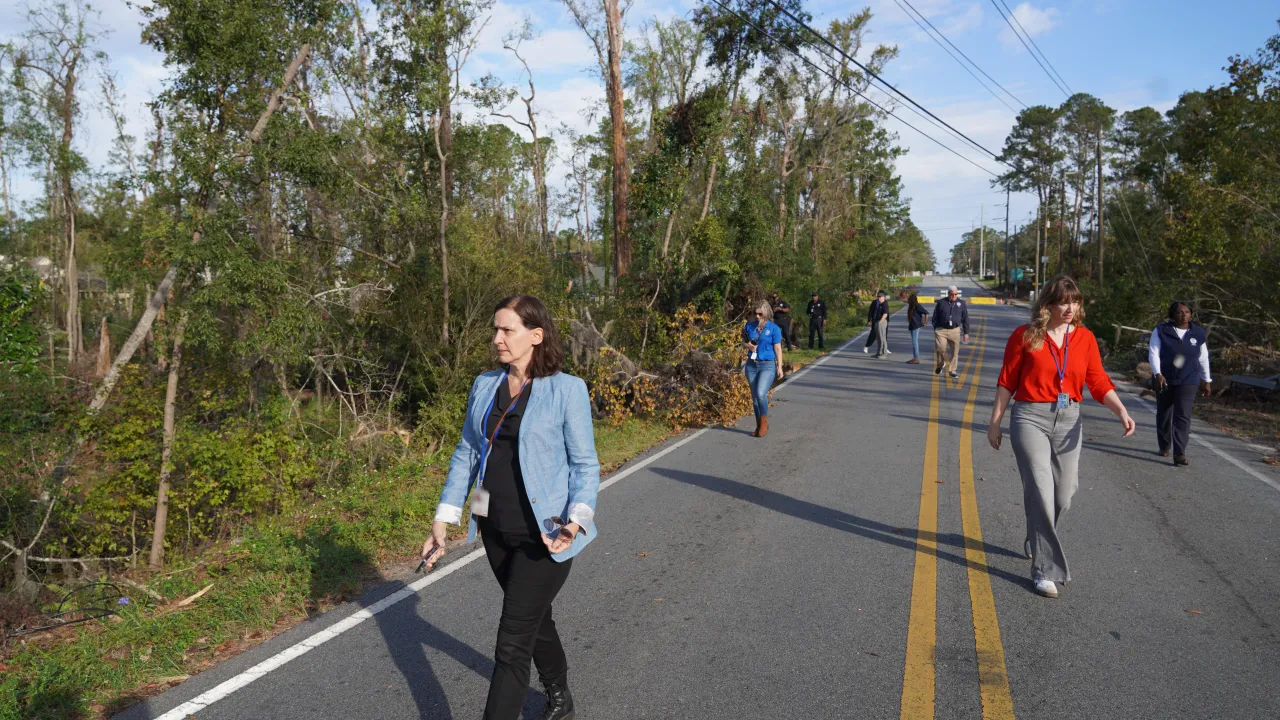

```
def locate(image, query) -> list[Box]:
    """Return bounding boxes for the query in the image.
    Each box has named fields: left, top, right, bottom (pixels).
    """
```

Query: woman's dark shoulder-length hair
left=495, top=294, right=564, bottom=378
left=1167, top=301, right=1192, bottom=322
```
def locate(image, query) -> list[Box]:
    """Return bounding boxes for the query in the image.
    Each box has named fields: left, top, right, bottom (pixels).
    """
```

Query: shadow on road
left=374, top=578, right=546, bottom=720
left=652, top=467, right=1033, bottom=592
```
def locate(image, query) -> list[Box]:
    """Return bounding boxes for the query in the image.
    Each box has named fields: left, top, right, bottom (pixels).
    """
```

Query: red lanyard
left=1047, top=329, right=1071, bottom=392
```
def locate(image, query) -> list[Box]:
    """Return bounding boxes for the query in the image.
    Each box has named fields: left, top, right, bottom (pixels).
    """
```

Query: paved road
left=119, top=275, right=1280, bottom=720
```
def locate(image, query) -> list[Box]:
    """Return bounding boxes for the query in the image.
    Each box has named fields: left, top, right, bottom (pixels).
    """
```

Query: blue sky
left=3, top=0, right=1277, bottom=271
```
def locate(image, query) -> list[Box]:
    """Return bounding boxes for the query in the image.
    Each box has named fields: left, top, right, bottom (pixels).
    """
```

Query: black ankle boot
left=538, top=683, right=575, bottom=720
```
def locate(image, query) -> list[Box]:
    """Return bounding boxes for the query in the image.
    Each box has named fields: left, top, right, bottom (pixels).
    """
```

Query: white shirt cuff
left=567, top=502, right=595, bottom=533
left=434, top=503, right=464, bottom=525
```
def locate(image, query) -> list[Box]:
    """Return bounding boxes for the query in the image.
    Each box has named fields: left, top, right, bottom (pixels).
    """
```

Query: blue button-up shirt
left=743, top=321, right=783, bottom=361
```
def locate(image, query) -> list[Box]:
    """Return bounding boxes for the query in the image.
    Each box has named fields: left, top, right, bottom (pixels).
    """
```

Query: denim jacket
left=434, top=370, right=601, bottom=562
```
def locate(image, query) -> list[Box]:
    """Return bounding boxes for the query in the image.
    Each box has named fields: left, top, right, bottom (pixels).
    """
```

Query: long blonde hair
left=755, top=300, right=774, bottom=329
left=1023, top=275, right=1085, bottom=351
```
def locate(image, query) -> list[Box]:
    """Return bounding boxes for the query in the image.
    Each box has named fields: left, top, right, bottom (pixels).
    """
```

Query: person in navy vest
left=1148, top=302, right=1213, bottom=466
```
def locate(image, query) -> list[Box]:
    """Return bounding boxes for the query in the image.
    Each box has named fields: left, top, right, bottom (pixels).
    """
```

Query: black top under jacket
left=481, top=380, right=540, bottom=536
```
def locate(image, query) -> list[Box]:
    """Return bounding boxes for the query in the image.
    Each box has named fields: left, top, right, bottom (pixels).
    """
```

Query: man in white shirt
left=1149, top=302, right=1212, bottom=466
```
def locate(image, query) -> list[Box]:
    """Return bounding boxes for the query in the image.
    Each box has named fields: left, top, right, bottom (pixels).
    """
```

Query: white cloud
left=999, top=2, right=1060, bottom=50
left=941, top=4, right=983, bottom=37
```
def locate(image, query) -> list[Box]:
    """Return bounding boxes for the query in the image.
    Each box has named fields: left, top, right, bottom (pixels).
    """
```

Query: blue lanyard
left=1048, top=329, right=1071, bottom=390
left=476, top=373, right=529, bottom=490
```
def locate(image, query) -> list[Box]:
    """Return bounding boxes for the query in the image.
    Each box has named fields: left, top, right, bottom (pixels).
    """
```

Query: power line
left=997, top=0, right=1072, bottom=95
left=707, top=0, right=1002, bottom=179
left=757, top=0, right=1005, bottom=162
left=891, top=0, right=1026, bottom=111
left=988, top=0, right=1069, bottom=98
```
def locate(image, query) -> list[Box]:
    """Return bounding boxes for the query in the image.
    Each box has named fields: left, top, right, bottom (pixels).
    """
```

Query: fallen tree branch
left=176, top=583, right=215, bottom=607
left=0, top=540, right=134, bottom=565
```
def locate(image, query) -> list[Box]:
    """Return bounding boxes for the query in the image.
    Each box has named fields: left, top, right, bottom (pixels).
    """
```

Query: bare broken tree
left=560, top=0, right=631, bottom=277
left=12, top=0, right=101, bottom=362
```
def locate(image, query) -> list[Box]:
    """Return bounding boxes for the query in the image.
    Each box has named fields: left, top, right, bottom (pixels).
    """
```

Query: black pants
left=808, top=319, right=824, bottom=349
left=776, top=316, right=793, bottom=350
left=1156, top=384, right=1198, bottom=457
left=865, top=321, right=879, bottom=349
left=480, top=522, right=573, bottom=720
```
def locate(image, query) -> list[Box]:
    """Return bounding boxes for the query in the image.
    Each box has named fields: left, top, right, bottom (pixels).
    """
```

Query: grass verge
left=0, top=418, right=673, bottom=720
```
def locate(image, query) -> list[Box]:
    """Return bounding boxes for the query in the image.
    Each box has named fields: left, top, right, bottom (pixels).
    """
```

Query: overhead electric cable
left=997, top=0, right=1072, bottom=94
left=892, top=0, right=1027, bottom=111
left=757, top=0, right=1005, bottom=161
left=987, top=0, right=1069, bottom=97
left=708, top=0, right=1002, bottom=179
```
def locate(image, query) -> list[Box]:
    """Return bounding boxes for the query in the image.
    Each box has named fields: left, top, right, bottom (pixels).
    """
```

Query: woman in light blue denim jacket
left=421, top=295, right=600, bottom=720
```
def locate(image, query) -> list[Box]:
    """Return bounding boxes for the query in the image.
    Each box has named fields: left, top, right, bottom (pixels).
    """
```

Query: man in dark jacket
left=932, top=286, right=969, bottom=378
left=864, top=291, right=891, bottom=357
left=771, top=294, right=794, bottom=351
left=806, top=292, right=827, bottom=349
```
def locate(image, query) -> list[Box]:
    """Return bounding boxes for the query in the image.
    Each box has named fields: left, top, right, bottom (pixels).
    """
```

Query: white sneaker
left=1034, top=578, right=1059, bottom=598
left=862, top=346, right=869, bottom=354
left=885, top=350, right=892, bottom=355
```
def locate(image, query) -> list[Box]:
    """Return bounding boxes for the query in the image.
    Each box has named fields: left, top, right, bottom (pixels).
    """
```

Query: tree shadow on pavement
left=374, top=579, right=546, bottom=720
left=652, top=468, right=1032, bottom=591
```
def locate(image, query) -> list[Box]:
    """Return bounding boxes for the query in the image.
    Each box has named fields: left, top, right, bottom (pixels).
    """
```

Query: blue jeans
left=911, top=327, right=922, bottom=360
left=744, top=360, right=777, bottom=418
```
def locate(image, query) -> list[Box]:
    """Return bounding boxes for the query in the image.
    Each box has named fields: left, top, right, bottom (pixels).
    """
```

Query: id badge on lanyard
left=471, top=373, right=528, bottom=517
left=1051, top=331, right=1071, bottom=409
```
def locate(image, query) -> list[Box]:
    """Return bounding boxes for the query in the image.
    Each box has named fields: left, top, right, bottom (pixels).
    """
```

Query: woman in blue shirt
left=743, top=300, right=785, bottom=437
left=422, top=294, right=600, bottom=720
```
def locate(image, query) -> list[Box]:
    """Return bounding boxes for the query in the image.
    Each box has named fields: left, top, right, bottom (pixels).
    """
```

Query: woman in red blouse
left=987, top=276, right=1136, bottom=599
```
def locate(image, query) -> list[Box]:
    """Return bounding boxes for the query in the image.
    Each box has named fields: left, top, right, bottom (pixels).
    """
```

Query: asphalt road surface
left=119, top=275, right=1280, bottom=720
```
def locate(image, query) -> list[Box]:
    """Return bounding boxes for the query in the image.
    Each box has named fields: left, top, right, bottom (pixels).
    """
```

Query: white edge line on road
left=1128, top=395, right=1280, bottom=495
left=157, top=418, right=717, bottom=719
left=156, top=291, right=957, bottom=719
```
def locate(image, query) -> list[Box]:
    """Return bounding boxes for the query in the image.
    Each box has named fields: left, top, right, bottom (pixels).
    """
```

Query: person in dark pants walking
left=772, top=294, right=794, bottom=351
left=906, top=293, right=929, bottom=364
left=864, top=290, right=891, bottom=357
left=423, top=295, right=599, bottom=720
left=1149, top=302, right=1212, bottom=466
left=806, top=291, right=827, bottom=349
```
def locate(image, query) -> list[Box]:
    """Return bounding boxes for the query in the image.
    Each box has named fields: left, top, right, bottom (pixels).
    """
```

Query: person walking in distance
left=864, top=291, right=892, bottom=357
left=933, top=286, right=969, bottom=378
left=906, top=293, right=930, bottom=364
left=806, top=291, right=827, bottom=350
left=743, top=300, right=785, bottom=437
left=422, top=295, right=599, bottom=720
left=772, top=293, right=794, bottom=352
left=1149, top=302, right=1212, bottom=466
left=986, top=276, right=1136, bottom=599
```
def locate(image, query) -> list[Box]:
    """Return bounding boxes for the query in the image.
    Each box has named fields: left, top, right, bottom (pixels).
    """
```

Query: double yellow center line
left=901, top=319, right=1015, bottom=719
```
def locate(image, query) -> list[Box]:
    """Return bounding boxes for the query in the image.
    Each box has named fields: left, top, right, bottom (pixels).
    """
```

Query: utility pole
left=1033, top=207, right=1040, bottom=298
left=1013, top=224, right=1020, bottom=296
left=1004, top=188, right=1011, bottom=289
left=979, top=203, right=985, bottom=280
left=1097, top=130, right=1105, bottom=285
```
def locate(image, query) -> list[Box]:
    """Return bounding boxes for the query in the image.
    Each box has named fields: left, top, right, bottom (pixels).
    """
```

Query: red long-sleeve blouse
left=996, top=324, right=1116, bottom=404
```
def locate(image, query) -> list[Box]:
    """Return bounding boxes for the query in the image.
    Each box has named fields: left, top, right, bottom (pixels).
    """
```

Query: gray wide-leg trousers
left=1010, top=401, right=1082, bottom=583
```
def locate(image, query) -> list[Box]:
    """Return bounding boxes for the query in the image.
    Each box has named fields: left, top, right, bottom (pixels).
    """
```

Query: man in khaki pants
left=932, top=286, right=969, bottom=378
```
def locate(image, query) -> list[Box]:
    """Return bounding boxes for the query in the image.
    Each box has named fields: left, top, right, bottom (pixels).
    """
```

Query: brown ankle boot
left=751, top=417, right=761, bottom=437
left=759, top=416, right=769, bottom=437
